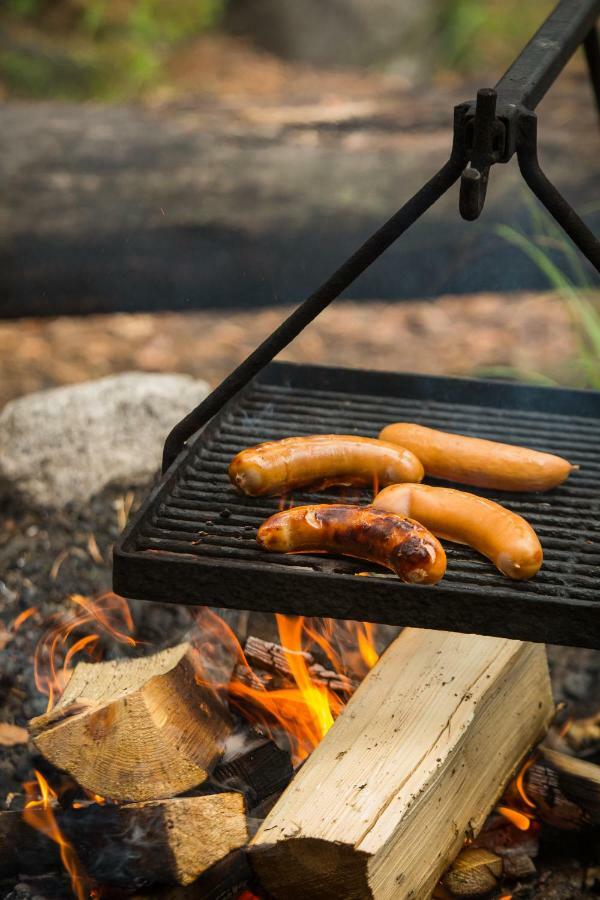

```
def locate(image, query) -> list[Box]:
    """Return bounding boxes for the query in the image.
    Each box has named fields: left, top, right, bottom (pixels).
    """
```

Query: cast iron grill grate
left=114, top=363, right=600, bottom=649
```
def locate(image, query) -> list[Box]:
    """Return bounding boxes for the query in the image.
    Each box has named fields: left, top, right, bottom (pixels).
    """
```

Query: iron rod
left=584, top=25, right=600, bottom=118
left=517, top=114, right=600, bottom=270
left=495, top=0, right=600, bottom=109
left=162, top=145, right=467, bottom=470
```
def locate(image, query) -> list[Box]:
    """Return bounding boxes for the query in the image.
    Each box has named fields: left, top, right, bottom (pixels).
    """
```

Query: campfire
left=3, top=590, right=600, bottom=899
left=2, top=1, right=599, bottom=897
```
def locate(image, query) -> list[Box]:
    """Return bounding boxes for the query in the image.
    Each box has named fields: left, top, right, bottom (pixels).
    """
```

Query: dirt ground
left=0, top=291, right=578, bottom=410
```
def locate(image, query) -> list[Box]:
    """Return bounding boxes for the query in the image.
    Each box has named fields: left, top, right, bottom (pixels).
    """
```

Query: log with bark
left=0, top=793, right=247, bottom=888
left=250, top=628, right=554, bottom=899
left=526, top=746, right=600, bottom=829
left=29, top=643, right=232, bottom=802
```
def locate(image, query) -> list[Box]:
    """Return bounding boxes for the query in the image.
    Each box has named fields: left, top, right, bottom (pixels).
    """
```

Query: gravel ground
left=1, top=296, right=599, bottom=897
left=0, top=292, right=578, bottom=410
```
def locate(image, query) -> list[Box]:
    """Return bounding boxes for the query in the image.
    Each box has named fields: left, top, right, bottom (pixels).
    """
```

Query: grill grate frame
left=114, top=363, right=600, bottom=649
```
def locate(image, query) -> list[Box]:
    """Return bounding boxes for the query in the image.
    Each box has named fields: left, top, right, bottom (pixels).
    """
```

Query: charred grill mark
left=256, top=505, right=446, bottom=584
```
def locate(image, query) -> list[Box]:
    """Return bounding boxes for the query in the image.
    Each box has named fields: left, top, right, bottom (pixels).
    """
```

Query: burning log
left=30, top=643, right=232, bottom=802
left=442, top=848, right=503, bottom=897
left=241, top=635, right=355, bottom=693
left=526, top=746, right=600, bottom=829
left=250, top=629, right=553, bottom=899
left=0, top=793, right=247, bottom=888
left=61, top=794, right=247, bottom=888
left=0, top=809, right=60, bottom=877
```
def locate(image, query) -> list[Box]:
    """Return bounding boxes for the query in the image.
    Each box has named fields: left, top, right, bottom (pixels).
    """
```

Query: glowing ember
left=34, top=592, right=137, bottom=713
left=23, top=771, right=92, bottom=899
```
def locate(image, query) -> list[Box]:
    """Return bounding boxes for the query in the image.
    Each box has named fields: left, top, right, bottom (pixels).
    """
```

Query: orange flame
left=276, top=614, right=335, bottom=744
left=497, top=805, right=532, bottom=831
left=356, top=621, right=379, bottom=669
left=12, top=606, right=38, bottom=631
left=193, top=609, right=380, bottom=764
left=34, top=592, right=137, bottom=713
left=23, top=771, right=92, bottom=899
left=515, top=757, right=537, bottom=810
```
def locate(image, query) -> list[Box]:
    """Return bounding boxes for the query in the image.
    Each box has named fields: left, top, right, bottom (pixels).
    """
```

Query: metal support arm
left=162, top=0, right=600, bottom=472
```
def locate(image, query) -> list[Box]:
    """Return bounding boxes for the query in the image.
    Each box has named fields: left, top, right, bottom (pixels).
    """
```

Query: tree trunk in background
left=226, top=0, right=436, bottom=68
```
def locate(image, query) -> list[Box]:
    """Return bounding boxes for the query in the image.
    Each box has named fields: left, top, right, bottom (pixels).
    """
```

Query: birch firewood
left=30, top=643, right=231, bottom=802
left=250, top=628, right=553, bottom=900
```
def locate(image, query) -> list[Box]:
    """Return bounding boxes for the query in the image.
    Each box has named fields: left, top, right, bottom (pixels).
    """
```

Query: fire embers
left=257, top=504, right=446, bottom=584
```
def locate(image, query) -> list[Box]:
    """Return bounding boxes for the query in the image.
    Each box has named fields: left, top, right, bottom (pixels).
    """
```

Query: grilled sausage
left=373, top=483, right=543, bottom=579
left=229, top=435, right=424, bottom=497
left=257, top=503, right=446, bottom=584
left=379, top=422, right=574, bottom=492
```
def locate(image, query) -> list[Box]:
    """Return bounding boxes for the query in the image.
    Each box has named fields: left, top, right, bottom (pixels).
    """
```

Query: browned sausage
left=379, top=422, right=574, bottom=492
left=229, top=435, right=424, bottom=497
left=257, top=503, right=446, bottom=584
left=372, top=483, right=543, bottom=580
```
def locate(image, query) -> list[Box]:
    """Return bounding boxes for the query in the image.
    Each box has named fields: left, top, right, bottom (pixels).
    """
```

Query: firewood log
left=30, top=643, right=232, bottom=802
left=61, top=794, right=247, bottom=887
left=213, top=737, right=293, bottom=807
left=0, top=809, right=60, bottom=877
left=242, top=635, right=355, bottom=693
left=0, top=794, right=247, bottom=888
left=526, top=746, right=600, bottom=829
left=250, top=629, right=553, bottom=900
left=130, top=849, right=253, bottom=899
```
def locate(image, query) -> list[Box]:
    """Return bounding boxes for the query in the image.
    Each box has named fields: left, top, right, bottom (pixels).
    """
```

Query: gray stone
left=0, top=372, right=209, bottom=509
left=226, top=0, right=436, bottom=68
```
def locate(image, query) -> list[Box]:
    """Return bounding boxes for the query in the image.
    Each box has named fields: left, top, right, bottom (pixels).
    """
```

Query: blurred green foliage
left=0, top=0, right=560, bottom=100
left=438, top=0, right=554, bottom=71
left=0, top=0, right=227, bottom=99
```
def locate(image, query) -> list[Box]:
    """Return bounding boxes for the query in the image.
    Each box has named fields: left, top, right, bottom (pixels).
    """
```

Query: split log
left=61, top=794, right=247, bottom=887
left=250, top=629, right=553, bottom=900
left=442, top=848, right=502, bottom=897
left=0, top=794, right=247, bottom=888
left=526, top=746, right=600, bottom=829
left=30, top=643, right=232, bottom=802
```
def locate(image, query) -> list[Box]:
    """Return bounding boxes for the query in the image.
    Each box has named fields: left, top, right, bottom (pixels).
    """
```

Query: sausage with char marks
left=257, top=503, right=446, bottom=584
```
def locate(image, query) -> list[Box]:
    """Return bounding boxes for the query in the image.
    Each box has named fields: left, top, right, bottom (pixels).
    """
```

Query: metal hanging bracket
left=161, top=0, right=600, bottom=473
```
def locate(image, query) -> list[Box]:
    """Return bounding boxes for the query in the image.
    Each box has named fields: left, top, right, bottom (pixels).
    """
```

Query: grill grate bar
left=114, top=364, right=600, bottom=648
